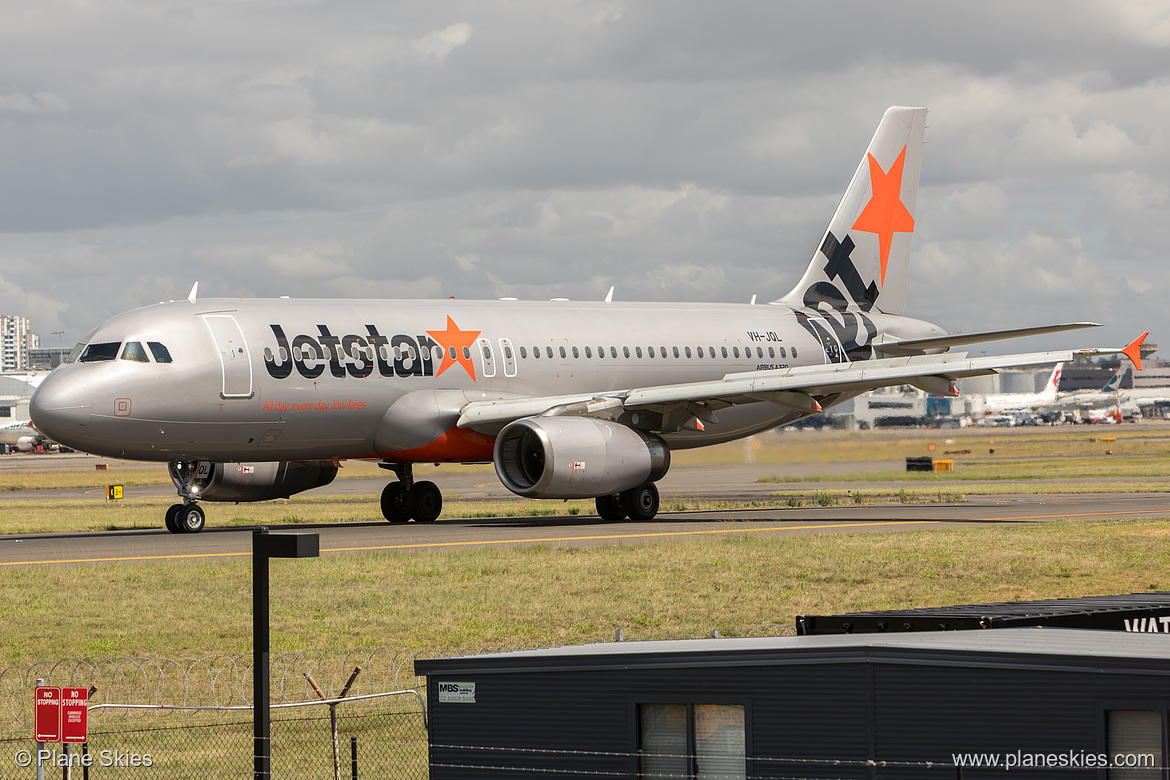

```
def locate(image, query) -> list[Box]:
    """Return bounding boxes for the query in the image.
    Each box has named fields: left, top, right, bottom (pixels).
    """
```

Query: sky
left=0, top=1, right=1167, bottom=356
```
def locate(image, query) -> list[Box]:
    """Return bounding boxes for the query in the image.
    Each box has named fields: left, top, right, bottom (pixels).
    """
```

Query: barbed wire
left=0, top=622, right=795, bottom=726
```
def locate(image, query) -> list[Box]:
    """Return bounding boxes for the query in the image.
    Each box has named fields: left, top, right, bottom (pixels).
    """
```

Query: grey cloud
left=0, top=0, right=1166, bottom=351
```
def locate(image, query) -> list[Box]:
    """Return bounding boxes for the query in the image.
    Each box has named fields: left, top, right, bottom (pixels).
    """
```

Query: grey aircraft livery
left=29, top=107, right=1147, bottom=533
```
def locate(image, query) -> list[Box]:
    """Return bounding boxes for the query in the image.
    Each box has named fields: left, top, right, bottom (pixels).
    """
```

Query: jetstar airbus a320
left=29, top=107, right=1147, bottom=533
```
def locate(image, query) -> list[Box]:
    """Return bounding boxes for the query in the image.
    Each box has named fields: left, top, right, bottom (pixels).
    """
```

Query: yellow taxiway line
left=1, top=519, right=936, bottom=566
left=2, top=507, right=1164, bottom=566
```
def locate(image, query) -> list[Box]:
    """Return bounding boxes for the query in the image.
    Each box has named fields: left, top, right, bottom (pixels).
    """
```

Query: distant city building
left=0, top=315, right=32, bottom=372
left=27, top=347, right=71, bottom=370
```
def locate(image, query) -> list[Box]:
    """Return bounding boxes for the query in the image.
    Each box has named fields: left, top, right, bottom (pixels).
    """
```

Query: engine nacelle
left=191, top=461, right=338, bottom=502
left=13, top=436, right=39, bottom=452
left=494, top=417, right=669, bottom=498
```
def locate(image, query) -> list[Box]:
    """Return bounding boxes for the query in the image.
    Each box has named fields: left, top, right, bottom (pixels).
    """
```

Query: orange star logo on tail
left=851, top=145, right=915, bottom=286
left=427, top=316, right=482, bottom=381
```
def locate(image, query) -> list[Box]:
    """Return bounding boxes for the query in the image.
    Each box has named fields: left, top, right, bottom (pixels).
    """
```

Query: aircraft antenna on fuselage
left=187, top=282, right=199, bottom=303
left=604, top=286, right=614, bottom=303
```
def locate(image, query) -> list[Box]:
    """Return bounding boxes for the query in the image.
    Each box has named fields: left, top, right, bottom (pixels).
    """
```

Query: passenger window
left=623, top=346, right=630, bottom=358
left=708, top=347, right=715, bottom=358
left=572, top=346, right=579, bottom=358
left=610, top=347, right=617, bottom=358
left=520, top=346, right=528, bottom=359
left=482, top=346, right=491, bottom=360
left=791, top=348, right=798, bottom=358
left=585, top=346, right=592, bottom=358
left=546, top=346, right=554, bottom=359
left=79, top=342, right=121, bottom=363
left=768, top=347, right=775, bottom=358
left=648, top=346, right=655, bottom=358
left=504, top=345, right=513, bottom=359
left=757, top=347, right=763, bottom=358
left=462, top=346, right=471, bottom=359
left=722, top=347, right=729, bottom=358
left=673, top=347, right=679, bottom=358
left=533, top=347, right=540, bottom=359
left=121, top=342, right=150, bottom=362
left=732, top=347, right=739, bottom=358
left=779, top=347, right=787, bottom=358
left=635, top=346, right=642, bottom=358
left=559, top=346, right=567, bottom=359
left=685, top=346, right=692, bottom=358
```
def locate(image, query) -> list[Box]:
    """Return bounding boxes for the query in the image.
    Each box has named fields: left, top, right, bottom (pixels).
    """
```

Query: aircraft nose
left=29, top=370, right=92, bottom=444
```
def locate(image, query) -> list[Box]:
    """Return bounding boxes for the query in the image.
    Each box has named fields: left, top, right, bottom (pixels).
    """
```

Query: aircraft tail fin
left=775, top=106, right=927, bottom=316
left=1043, top=364, right=1063, bottom=400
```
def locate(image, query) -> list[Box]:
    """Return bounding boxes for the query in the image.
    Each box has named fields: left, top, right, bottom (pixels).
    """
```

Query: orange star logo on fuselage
left=850, top=145, right=915, bottom=286
left=426, top=316, right=482, bottom=381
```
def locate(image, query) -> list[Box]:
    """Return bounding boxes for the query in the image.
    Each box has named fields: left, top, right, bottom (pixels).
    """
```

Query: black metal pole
left=351, top=736, right=358, bottom=780
left=254, top=527, right=270, bottom=779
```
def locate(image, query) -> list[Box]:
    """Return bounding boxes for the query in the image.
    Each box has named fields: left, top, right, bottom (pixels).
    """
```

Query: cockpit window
left=79, top=342, right=122, bottom=363
left=121, top=342, right=150, bottom=363
left=147, top=342, right=173, bottom=363
left=65, top=342, right=85, bottom=364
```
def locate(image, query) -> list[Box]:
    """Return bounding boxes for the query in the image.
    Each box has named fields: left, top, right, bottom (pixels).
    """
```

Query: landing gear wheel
left=595, top=494, right=627, bottom=522
left=621, top=483, right=660, bottom=522
left=177, top=504, right=206, bottom=534
left=381, top=482, right=410, bottom=523
left=164, top=504, right=183, bottom=534
left=408, top=481, right=443, bottom=523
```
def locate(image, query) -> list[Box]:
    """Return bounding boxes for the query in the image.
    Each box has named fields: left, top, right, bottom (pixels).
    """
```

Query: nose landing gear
left=165, top=502, right=206, bottom=534
left=165, top=461, right=206, bottom=534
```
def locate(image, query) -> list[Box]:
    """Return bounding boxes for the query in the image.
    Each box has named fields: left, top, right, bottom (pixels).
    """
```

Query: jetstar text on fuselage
left=263, top=323, right=479, bottom=381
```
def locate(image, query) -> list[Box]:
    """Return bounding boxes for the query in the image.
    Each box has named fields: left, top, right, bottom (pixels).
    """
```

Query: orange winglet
left=1122, top=331, right=1149, bottom=371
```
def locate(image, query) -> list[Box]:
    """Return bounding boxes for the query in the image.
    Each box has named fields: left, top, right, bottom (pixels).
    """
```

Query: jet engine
left=189, top=460, right=338, bottom=502
left=13, top=436, right=40, bottom=452
left=494, top=417, right=669, bottom=499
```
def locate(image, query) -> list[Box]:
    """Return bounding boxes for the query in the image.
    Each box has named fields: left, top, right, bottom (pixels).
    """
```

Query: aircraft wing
left=457, top=338, right=1145, bottom=431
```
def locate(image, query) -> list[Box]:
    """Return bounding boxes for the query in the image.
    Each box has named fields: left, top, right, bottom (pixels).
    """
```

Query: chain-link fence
left=0, top=696, right=428, bottom=779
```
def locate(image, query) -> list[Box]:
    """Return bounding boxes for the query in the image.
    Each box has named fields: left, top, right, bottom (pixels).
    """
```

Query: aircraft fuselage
left=31, top=297, right=938, bottom=463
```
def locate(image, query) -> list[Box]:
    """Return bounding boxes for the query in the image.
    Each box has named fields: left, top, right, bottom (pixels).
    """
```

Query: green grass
left=4, top=518, right=1170, bottom=666
left=757, top=455, right=1170, bottom=484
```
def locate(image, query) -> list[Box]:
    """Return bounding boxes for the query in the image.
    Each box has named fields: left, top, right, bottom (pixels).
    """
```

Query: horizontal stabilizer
left=876, top=322, right=1100, bottom=356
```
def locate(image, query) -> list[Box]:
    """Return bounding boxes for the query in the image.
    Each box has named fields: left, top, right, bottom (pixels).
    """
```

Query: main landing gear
left=165, top=461, right=206, bottom=534
left=595, top=482, right=660, bottom=522
left=379, top=463, right=443, bottom=524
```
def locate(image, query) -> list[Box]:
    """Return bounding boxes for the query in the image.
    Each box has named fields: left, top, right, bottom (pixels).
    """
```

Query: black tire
left=164, top=504, right=184, bottom=534
left=381, top=482, right=410, bottom=523
left=177, top=504, right=206, bottom=533
left=622, top=483, right=660, bottom=521
left=408, top=481, right=443, bottom=523
left=595, top=494, right=627, bottom=522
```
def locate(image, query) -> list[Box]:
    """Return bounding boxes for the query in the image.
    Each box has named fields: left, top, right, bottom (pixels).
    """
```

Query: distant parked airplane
left=977, top=364, right=1064, bottom=414
left=0, top=420, right=46, bottom=451
left=30, top=107, right=1147, bottom=532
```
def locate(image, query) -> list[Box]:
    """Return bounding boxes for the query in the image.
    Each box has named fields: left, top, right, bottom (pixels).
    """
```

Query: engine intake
left=191, top=461, right=338, bottom=502
left=494, top=417, right=669, bottom=498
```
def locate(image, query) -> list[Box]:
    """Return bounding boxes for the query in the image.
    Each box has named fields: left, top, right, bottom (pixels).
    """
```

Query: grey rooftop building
left=417, top=627, right=1170, bottom=779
